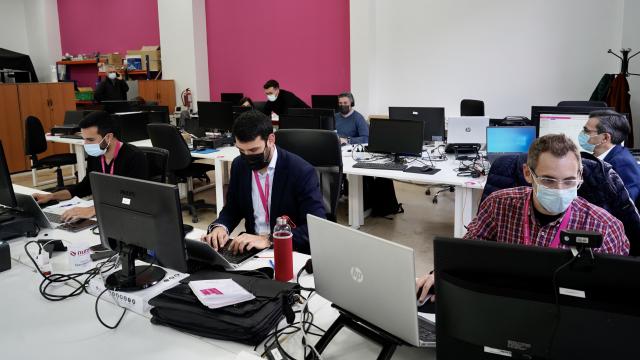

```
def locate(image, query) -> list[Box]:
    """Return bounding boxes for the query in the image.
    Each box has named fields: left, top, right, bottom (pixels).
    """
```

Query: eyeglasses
left=582, top=127, right=599, bottom=135
left=529, top=168, right=583, bottom=189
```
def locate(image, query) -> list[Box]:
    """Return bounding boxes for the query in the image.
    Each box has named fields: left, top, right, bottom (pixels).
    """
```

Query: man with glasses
left=417, top=134, right=629, bottom=304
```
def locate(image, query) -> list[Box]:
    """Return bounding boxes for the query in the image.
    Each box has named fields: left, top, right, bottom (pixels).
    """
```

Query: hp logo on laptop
left=350, top=266, right=364, bottom=283
left=465, top=127, right=472, bottom=132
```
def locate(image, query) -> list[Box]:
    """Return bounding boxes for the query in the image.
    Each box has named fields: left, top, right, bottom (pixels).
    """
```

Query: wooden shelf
left=56, top=59, right=100, bottom=65
left=98, top=70, right=157, bottom=76
left=75, top=100, right=94, bottom=105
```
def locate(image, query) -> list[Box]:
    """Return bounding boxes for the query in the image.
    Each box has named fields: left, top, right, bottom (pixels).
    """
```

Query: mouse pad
left=404, top=167, right=441, bottom=175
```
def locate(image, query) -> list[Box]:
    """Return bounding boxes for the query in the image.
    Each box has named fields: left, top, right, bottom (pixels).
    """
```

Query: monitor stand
left=105, top=244, right=166, bottom=292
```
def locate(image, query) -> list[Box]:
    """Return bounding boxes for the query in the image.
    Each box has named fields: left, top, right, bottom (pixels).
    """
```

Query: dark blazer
left=603, top=145, right=640, bottom=202
left=211, top=146, right=326, bottom=254
left=262, top=89, right=309, bottom=115
left=94, top=78, right=129, bottom=102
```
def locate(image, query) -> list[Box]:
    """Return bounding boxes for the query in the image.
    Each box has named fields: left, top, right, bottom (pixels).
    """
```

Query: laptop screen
left=486, top=126, right=536, bottom=154
left=538, top=113, right=589, bottom=148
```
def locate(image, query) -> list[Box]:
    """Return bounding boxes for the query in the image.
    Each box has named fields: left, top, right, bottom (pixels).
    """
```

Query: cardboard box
left=126, top=45, right=161, bottom=71
left=106, top=52, right=122, bottom=65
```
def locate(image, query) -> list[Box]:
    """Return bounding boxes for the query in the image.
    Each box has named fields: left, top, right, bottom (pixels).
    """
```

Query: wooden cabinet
left=0, top=83, right=76, bottom=173
left=138, top=80, right=176, bottom=111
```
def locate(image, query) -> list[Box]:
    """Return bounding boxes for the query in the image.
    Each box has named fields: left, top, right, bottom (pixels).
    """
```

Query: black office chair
left=147, top=123, right=216, bottom=223
left=139, top=146, right=169, bottom=183
left=460, top=99, right=485, bottom=116
left=24, top=116, right=77, bottom=189
left=557, top=101, right=608, bottom=107
left=275, top=129, right=342, bottom=222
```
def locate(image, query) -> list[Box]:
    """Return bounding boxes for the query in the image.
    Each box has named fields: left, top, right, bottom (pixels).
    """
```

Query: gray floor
left=12, top=167, right=457, bottom=275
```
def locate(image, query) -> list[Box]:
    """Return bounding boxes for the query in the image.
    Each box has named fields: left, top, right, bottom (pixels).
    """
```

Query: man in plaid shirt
left=417, top=134, right=630, bottom=303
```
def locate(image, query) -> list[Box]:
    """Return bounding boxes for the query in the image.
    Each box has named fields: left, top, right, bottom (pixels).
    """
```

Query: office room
left=1, top=0, right=639, bottom=358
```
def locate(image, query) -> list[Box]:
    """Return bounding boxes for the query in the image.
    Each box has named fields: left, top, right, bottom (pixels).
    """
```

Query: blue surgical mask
left=578, top=131, right=600, bottom=153
left=107, top=72, right=117, bottom=80
left=533, top=181, right=577, bottom=215
left=84, top=137, right=109, bottom=157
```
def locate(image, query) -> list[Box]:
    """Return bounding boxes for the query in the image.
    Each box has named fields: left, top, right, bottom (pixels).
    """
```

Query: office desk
left=46, top=135, right=88, bottom=180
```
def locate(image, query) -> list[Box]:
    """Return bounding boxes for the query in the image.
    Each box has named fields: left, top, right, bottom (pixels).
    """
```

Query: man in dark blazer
left=580, top=110, right=640, bottom=202
left=201, top=110, right=326, bottom=254
left=262, top=79, right=309, bottom=115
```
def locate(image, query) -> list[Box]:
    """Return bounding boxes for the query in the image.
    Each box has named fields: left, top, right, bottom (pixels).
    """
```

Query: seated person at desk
left=33, top=111, right=148, bottom=221
left=335, top=92, right=369, bottom=145
left=416, top=134, right=630, bottom=303
left=239, top=97, right=254, bottom=108
left=94, top=65, right=129, bottom=102
left=579, top=110, right=640, bottom=202
left=201, top=110, right=326, bottom=255
left=262, top=79, right=309, bottom=115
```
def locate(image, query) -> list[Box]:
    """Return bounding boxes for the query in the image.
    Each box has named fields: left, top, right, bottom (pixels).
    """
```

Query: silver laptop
left=447, top=116, right=490, bottom=145
left=16, top=193, right=96, bottom=232
left=308, top=215, right=436, bottom=347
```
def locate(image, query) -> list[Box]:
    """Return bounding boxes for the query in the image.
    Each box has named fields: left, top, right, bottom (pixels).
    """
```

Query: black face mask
left=241, top=143, right=271, bottom=171
left=338, top=105, right=351, bottom=114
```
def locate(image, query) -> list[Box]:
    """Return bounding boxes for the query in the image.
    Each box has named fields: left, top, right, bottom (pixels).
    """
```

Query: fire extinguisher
left=181, top=88, right=193, bottom=110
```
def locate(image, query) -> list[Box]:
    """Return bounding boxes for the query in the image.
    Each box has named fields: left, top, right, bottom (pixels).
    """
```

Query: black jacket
left=94, top=78, right=129, bottom=102
left=262, top=89, right=309, bottom=115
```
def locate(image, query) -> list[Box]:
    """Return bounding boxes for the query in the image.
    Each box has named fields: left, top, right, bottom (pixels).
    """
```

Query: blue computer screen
left=486, top=126, right=536, bottom=153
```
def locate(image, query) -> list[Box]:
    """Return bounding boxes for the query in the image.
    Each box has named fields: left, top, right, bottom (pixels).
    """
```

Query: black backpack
left=365, top=177, right=404, bottom=218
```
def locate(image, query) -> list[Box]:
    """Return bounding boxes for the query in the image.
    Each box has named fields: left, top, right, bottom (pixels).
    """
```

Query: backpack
left=365, top=177, right=404, bottom=218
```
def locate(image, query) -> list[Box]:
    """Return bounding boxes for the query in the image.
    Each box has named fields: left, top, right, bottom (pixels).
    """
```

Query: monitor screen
left=388, top=107, right=445, bottom=142
left=538, top=113, right=589, bottom=148
left=221, top=93, right=244, bottom=105
left=486, top=126, right=536, bottom=154
left=278, top=114, right=323, bottom=130
left=288, top=108, right=335, bottom=131
left=311, top=95, right=339, bottom=111
left=0, top=141, right=17, bottom=208
left=197, top=101, right=234, bottom=131
left=112, top=112, right=150, bottom=142
left=368, top=118, right=424, bottom=156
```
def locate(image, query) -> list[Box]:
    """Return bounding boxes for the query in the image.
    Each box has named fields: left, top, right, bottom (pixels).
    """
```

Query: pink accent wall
left=205, top=0, right=350, bottom=104
left=56, top=0, right=160, bottom=88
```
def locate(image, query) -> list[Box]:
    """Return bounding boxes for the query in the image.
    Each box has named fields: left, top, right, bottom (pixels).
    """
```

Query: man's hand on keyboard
left=201, top=226, right=229, bottom=251
left=61, top=206, right=95, bottom=223
left=229, top=233, right=270, bottom=255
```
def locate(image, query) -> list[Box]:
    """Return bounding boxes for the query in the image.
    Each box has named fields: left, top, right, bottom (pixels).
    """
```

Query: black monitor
left=197, top=101, right=234, bottom=132
left=531, top=106, right=615, bottom=140
left=102, top=100, right=137, bottom=114
left=367, top=118, right=424, bottom=161
left=288, top=108, right=335, bottom=130
left=388, top=107, right=445, bottom=142
left=278, top=114, right=323, bottom=130
left=135, top=105, right=170, bottom=124
left=91, top=172, right=188, bottom=291
left=232, top=105, right=252, bottom=119
left=112, top=112, right=150, bottom=142
left=63, top=110, right=85, bottom=125
left=0, top=141, right=17, bottom=208
left=434, top=237, right=640, bottom=360
left=221, top=92, right=244, bottom=105
left=311, top=95, right=339, bottom=111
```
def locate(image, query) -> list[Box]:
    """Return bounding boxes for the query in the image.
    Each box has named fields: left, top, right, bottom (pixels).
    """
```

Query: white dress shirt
left=597, top=145, right=615, bottom=161
left=252, top=147, right=277, bottom=235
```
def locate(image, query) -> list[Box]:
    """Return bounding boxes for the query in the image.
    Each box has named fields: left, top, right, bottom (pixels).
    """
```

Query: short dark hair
left=263, top=79, right=279, bottom=89
left=232, top=110, right=273, bottom=142
left=338, top=92, right=355, bottom=106
left=527, top=134, right=581, bottom=171
left=239, top=96, right=254, bottom=107
left=589, top=109, right=630, bottom=144
left=79, top=110, right=118, bottom=137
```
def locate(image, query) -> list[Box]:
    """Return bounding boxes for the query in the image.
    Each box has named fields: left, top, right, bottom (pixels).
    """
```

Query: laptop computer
left=15, top=193, right=96, bottom=232
left=308, top=215, right=436, bottom=347
left=445, top=116, right=490, bottom=153
left=486, top=126, right=536, bottom=163
left=185, top=238, right=264, bottom=270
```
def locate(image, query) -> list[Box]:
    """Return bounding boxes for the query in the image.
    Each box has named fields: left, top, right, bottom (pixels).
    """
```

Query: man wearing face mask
left=201, top=110, right=326, bottom=255
left=334, top=92, right=368, bottom=145
left=32, top=111, right=147, bottom=222
left=262, top=79, right=309, bottom=116
left=578, top=110, right=640, bottom=202
left=94, top=65, right=129, bottom=102
left=416, top=134, right=629, bottom=304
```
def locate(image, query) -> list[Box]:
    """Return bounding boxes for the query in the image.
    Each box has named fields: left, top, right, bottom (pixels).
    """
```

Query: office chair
left=24, top=116, right=77, bottom=189
left=139, top=146, right=169, bottom=183
left=557, top=101, right=608, bottom=107
left=275, top=129, right=343, bottom=222
left=460, top=99, right=485, bottom=116
left=147, top=123, right=216, bottom=223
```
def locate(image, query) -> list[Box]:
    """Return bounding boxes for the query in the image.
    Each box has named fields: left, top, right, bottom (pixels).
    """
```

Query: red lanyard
left=522, top=194, right=572, bottom=248
left=101, top=141, right=122, bottom=175
left=253, top=170, right=270, bottom=225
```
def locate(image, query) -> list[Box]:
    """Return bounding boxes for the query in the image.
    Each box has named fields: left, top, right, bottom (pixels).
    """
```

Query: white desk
left=46, top=135, right=88, bottom=180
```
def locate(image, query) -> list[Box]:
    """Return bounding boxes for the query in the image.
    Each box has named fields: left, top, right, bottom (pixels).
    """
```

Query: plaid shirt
left=464, top=187, right=629, bottom=255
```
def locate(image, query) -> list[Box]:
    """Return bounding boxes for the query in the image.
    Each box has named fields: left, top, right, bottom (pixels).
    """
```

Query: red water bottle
left=273, top=216, right=294, bottom=282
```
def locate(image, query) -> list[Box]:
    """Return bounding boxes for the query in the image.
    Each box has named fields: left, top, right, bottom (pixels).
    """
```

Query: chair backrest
left=147, top=123, right=193, bottom=171
left=557, top=101, right=608, bottom=108
left=139, top=146, right=169, bottom=183
left=275, top=129, right=343, bottom=221
left=460, top=99, right=485, bottom=116
left=24, top=116, right=48, bottom=157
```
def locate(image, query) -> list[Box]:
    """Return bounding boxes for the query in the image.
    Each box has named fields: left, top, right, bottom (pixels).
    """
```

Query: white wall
left=0, top=0, right=30, bottom=54
left=622, top=0, right=640, bottom=144
left=351, top=0, right=625, bottom=119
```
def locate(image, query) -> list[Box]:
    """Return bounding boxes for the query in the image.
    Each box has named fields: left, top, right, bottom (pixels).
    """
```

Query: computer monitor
left=0, top=141, right=17, bottom=208
left=91, top=172, right=189, bottom=291
left=102, top=100, right=137, bottom=114
left=434, top=237, right=640, bottom=360
left=232, top=105, right=252, bottom=119
left=311, top=95, right=339, bottom=112
left=278, top=114, right=323, bottom=130
left=221, top=92, right=244, bottom=105
left=112, top=112, right=150, bottom=142
left=197, top=101, right=234, bottom=132
left=368, top=118, right=424, bottom=161
left=532, top=106, right=615, bottom=147
left=137, top=106, right=170, bottom=124
left=288, top=108, right=335, bottom=130
left=388, top=107, right=445, bottom=142
left=486, top=126, right=536, bottom=161
left=63, top=110, right=85, bottom=125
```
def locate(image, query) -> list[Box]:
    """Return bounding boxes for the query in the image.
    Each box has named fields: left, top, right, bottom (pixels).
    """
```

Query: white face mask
left=533, top=181, right=578, bottom=215
left=84, top=136, right=110, bottom=157
left=267, top=94, right=277, bottom=102
left=107, top=72, right=117, bottom=80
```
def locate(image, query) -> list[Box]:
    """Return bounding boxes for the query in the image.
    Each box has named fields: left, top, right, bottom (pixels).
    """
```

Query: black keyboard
left=352, top=162, right=407, bottom=171
left=219, top=241, right=261, bottom=264
left=60, top=134, right=83, bottom=139
left=444, top=143, right=480, bottom=154
left=44, top=212, right=62, bottom=224
left=418, top=316, right=437, bottom=343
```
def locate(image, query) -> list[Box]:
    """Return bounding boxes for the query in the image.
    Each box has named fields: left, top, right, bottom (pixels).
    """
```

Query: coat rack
left=608, top=48, right=640, bottom=77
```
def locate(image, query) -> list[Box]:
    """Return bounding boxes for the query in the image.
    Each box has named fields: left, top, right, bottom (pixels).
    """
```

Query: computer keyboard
left=44, top=212, right=62, bottom=224
left=219, top=241, right=261, bottom=264
left=352, top=162, right=407, bottom=171
left=418, top=316, right=437, bottom=343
